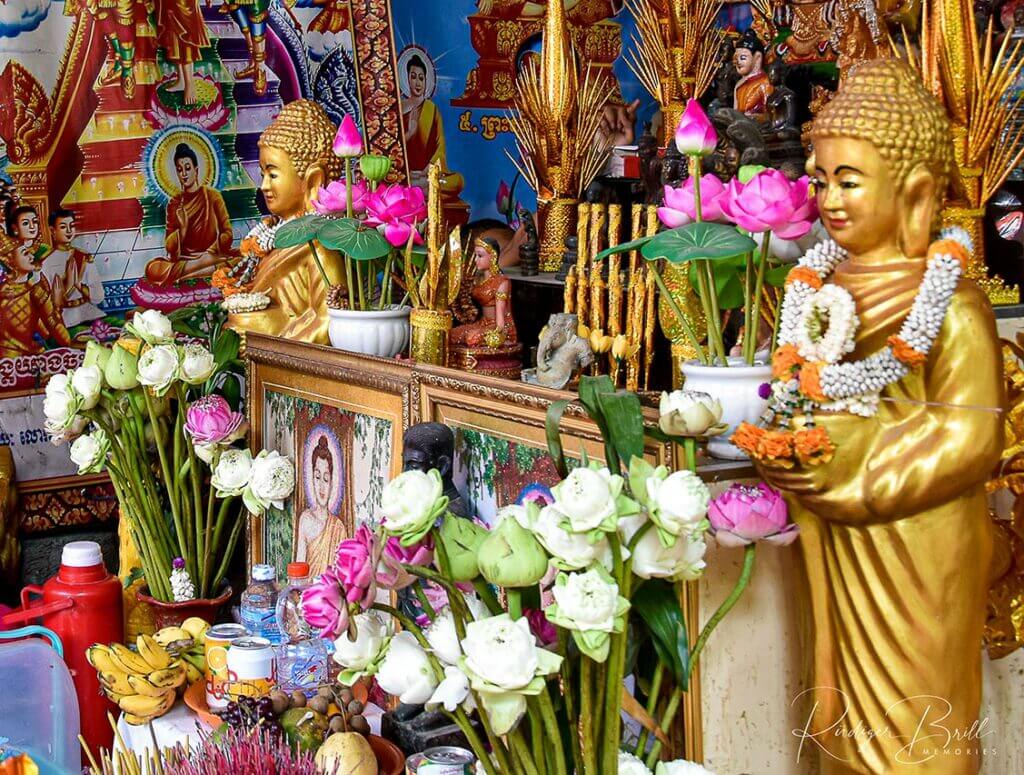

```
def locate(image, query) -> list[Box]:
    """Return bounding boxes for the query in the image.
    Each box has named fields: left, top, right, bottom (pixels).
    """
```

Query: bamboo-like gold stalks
left=425, top=163, right=443, bottom=309
left=642, top=206, right=660, bottom=389
left=575, top=202, right=591, bottom=321
left=564, top=266, right=577, bottom=313
left=589, top=204, right=607, bottom=334
left=608, top=204, right=623, bottom=337
left=625, top=204, right=644, bottom=391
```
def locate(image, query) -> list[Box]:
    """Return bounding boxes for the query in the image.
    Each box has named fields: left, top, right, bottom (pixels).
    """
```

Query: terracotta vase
left=368, top=736, right=406, bottom=775
left=136, top=585, right=232, bottom=630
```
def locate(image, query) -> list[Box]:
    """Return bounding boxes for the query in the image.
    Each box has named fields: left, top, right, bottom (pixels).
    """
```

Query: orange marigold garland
left=771, top=344, right=804, bottom=380
left=785, top=266, right=823, bottom=290
left=794, top=426, right=835, bottom=466
left=756, top=430, right=797, bottom=469
left=798, top=361, right=828, bottom=402
left=731, top=422, right=766, bottom=455
left=888, top=335, right=927, bottom=368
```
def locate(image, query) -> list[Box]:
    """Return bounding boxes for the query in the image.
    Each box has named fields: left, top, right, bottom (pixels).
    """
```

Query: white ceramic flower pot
left=681, top=356, right=771, bottom=461
left=327, top=305, right=411, bottom=359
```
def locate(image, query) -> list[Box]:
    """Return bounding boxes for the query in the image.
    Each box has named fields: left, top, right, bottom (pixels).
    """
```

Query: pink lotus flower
left=720, top=169, right=818, bottom=239
left=301, top=568, right=348, bottom=639
left=184, top=395, right=247, bottom=444
left=378, top=534, right=434, bottom=590
left=658, top=175, right=728, bottom=227
left=496, top=180, right=512, bottom=215
left=333, top=114, right=363, bottom=157
left=364, top=184, right=427, bottom=247
left=674, top=99, right=717, bottom=157
left=313, top=179, right=369, bottom=216
left=525, top=608, right=558, bottom=647
left=334, top=525, right=379, bottom=609
left=707, top=483, right=799, bottom=548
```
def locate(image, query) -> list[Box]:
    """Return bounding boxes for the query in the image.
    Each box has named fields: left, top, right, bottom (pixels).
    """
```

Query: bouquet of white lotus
left=302, top=376, right=797, bottom=773
left=46, top=309, right=295, bottom=602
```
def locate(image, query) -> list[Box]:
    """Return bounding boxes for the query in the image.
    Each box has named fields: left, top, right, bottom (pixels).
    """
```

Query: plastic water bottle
left=275, top=562, right=328, bottom=695
left=240, top=564, right=280, bottom=643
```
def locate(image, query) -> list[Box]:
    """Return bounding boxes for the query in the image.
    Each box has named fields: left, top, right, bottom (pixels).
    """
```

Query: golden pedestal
left=410, top=308, right=453, bottom=366
left=450, top=342, right=524, bottom=380
left=539, top=197, right=577, bottom=272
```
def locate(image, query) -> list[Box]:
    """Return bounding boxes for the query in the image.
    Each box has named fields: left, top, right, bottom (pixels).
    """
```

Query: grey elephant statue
left=535, top=313, right=594, bottom=390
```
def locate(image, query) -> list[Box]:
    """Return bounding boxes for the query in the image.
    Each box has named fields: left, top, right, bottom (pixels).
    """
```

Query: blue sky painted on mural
left=0, top=0, right=50, bottom=39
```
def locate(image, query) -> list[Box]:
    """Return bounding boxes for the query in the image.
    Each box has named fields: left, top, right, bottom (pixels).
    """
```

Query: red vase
left=137, top=585, right=232, bottom=629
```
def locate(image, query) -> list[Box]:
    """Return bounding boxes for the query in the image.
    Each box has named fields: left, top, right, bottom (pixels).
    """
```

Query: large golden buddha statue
left=753, top=60, right=1004, bottom=774
left=227, top=100, right=344, bottom=344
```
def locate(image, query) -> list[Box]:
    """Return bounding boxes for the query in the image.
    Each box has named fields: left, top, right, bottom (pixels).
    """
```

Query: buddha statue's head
left=257, top=100, right=343, bottom=220
left=809, top=59, right=953, bottom=261
left=733, top=30, right=765, bottom=79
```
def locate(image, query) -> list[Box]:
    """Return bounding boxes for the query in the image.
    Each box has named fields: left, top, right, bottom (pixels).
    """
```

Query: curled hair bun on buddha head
left=259, top=99, right=343, bottom=182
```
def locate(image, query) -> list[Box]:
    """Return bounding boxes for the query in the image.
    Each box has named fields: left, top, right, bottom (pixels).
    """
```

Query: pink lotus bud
left=333, top=114, right=364, bottom=158
left=707, top=483, right=799, bottom=547
left=333, top=525, right=378, bottom=609
left=300, top=568, right=348, bottom=639
left=674, top=99, right=717, bottom=157
left=377, top=535, right=434, bottom=590
left=184, top=395, right=247, bottom=444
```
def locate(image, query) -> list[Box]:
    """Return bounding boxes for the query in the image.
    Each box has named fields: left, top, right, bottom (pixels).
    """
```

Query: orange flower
left=785, top=266, right=823, bottom=290
left=731, top=422, right=766, bottom=454
left=794, top=426, right=835, bottom=467
left=927, top=238, right=969, bottom=271
left=772, top=344, right=804, bottom=380
left=888, top=335, right=927, bottom=368
left=756, top=430, right=796, bottom=469
left=798, top=361, right=828, bottom=402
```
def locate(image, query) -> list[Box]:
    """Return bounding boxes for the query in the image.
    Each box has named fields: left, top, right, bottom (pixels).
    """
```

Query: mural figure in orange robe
left=157, top=0, right=211, bottom=105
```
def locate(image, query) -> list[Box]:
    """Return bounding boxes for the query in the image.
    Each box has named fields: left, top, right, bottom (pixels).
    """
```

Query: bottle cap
left=61, top=541, right=103, bottom=568
left=287, top=562, right=310, bottom=579
left=252, top=564, right=276, bottom=581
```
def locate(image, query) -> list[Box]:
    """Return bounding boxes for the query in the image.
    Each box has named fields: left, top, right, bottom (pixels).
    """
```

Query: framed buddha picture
left=244, top=333, right=410, bottom=580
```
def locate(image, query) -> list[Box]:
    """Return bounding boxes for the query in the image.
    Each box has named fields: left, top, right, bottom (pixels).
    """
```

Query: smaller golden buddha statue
left=450, top=237, right=522, bottom=378
left=227, top=100, right=344, bottom=344
left=732, top=29, right=774, bottom=121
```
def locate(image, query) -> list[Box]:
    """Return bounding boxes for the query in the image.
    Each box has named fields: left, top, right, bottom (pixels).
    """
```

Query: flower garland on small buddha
left=732, top=226, right=972, bottom=469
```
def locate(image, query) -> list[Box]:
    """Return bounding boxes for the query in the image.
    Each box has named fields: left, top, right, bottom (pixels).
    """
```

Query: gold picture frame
left=244, top=333, right=411, bottom=577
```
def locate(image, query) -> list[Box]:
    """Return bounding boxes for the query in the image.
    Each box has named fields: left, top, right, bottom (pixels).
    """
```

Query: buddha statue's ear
left=303, top=163, right=327, bottom=198
left=897, top=163, right=940, bottom=258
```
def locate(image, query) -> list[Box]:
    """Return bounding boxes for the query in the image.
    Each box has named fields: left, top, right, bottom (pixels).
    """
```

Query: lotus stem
left=745, top=232, right=772, bottom=365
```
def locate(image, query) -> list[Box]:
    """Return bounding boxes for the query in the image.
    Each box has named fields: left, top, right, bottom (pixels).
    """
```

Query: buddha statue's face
left=733, top=47, right=761, bottom=78
left=811, top=137, right=902, bottom=260
left=259, top=145, right=310, bottom=220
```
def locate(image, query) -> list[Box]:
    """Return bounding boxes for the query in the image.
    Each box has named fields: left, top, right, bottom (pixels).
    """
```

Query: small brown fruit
left=348, top=715, right=370, bottom=736
left=308, top=696, right=330, bottom=715
left=347, top=700, right=363, bottom=715
left=329, top=715, right=347, bottom=734
left=290, top=690, right=307, bottom=708
left=270, top=691, right=290, bottom=716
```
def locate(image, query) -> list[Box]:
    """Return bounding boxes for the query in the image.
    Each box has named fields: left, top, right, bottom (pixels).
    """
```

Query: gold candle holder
left=574, top=202, right=591, bottom=321
left=539, top=197, right=577, bottom=271
left=409, top=308, right=453, bottom=366
left=589, top=204, right=607, bottom=334
left=607, top=204, right=623, bottom=337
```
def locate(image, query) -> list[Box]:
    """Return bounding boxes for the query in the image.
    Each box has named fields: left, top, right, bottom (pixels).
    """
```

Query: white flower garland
left=765, top=227, right=970, bottom=424
left=793, top=284, right=859, bottom=364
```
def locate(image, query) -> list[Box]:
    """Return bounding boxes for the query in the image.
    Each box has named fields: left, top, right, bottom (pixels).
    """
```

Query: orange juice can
left=205, top=623, right=249, bottom=710
left=225, top=637, right=276, bottom=702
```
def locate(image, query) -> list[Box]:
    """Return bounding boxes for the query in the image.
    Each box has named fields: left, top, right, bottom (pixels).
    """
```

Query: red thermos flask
left=3, top=540, right=123, bottom=760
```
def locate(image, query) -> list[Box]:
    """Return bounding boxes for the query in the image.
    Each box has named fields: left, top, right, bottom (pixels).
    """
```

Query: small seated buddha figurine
left=227, top=100, right=344, bottom=344
left=450, top=236, right=522, bottom=378
left=732, top=29, right=773, bottom=122
left=765, top=59, right=800, bottom=142
left=749, top=60, right=1004, bottom=774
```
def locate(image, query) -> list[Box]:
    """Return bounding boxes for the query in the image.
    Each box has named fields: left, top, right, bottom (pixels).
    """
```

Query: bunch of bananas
left=152, top=617, right=210, bottom=685
left=87, top=635, right=187, bottom=725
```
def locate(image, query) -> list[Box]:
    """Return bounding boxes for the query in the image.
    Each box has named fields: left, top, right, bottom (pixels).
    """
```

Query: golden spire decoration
left=624, top=0, right=722, bottom=138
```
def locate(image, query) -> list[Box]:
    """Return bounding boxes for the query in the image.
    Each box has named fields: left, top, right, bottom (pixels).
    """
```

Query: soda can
left=416, top=746, right=476, bottom=774
left=204, top=623, right=249, bottom=710
left=225, top=636, right=276, bottom=702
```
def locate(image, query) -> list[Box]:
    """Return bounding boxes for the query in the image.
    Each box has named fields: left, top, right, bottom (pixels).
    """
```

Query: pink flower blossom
left=378, top=534, right=434, bottom=590
left=313, top=179, right=369, bottom=216
left=183, top=395, right=247, bottom=444
left=525, top=608, right=558, bottom=647
left=301, top=568, right=348, bottom=639
left=496, top=180, right=512, bottom=215
left=720, top=169, right=818, bottom=239
left=674, top=99, right=717, bottom=157
left=333, top=114, right=363, bottom=157
left=707, top=482, right=799, bottom=548
left=334, top=525, right=379, bottom=609
left=658, top=175, right=728, bottom=227
left=364, top=184, right=427, bottom=247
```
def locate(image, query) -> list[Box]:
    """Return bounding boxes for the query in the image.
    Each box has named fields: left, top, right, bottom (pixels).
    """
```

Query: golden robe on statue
left=157, top=0, right=210, bottom=64
left=777, top=261, right=1002, bottom=774
left=227, top=240, right=343, bottom=344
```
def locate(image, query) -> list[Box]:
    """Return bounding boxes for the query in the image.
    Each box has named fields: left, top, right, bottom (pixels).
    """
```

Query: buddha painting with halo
left=227, top=100, right=345, bottom=344
left=757, top=59, right=1003, bottom=774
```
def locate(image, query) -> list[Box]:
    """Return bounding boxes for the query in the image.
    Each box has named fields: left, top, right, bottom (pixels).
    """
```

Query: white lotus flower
left=658, top=390, right=726, bottom=437
left=620, top=515, right=707, bottom=581
left=211, top=448, right=253, bottom=497
left=655, top=760, right=717, bottom=775
left=128, top=309, right=174, bottom=344
left=427, top=664, right=475, bottom=713
left=69, top=429, right=109, bottom=474
left=70, top=366, right=103, bottom=410
left=333, top=611, right=390, bottom=681
left=425, top=596, right=491, bottom=665
left=243, top=450, right=295, bottom=514
left=533, top=505, right=612, bottom=571
left=551, top=466, right=624, bottom=536
left=495, top=504, right=533, bottom=529
left=137, top=345, right=180, bottom=395
left=180, top=344, right=216, bottom=385
left=44, top=373, right=82, bottom=432
left=646, top=470, right=710, bottom=547
left=380, top=469, right=448, bottom=546
left=375, top=631, right=438, bottom=704
left=618, top=751, right=652, bottom=774
left=545, top=567, right=630, bottom=662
